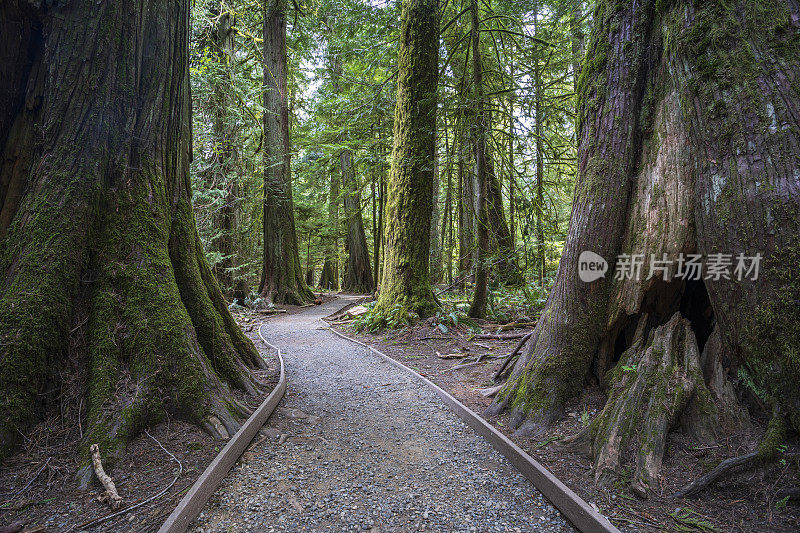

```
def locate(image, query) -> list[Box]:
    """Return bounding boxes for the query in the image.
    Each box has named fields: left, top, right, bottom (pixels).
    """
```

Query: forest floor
left=0, top=316, right=281, bottom=533
left=336, top=307, right=800, bottom=533
left=190, top=296, right=575, bottom=532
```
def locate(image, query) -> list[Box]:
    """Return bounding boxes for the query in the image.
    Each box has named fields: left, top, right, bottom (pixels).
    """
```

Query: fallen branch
left=673, top=410, right=788, bottom=498
left=497, top=321, right=536, bottom=332
left=90, top=444, right=122, bottom=510
left=492, top=332, right=533, bottom=381
left=473, top=332, right=529, bottom=340
left=479, top=384, right=503, bottom=397
left=3, top=457, right=50, bottom=501
left=777, top=487, right=800, bottom=500
left=68, top=430, right=183, bottom=532
left=436, top=351, right=468, bottom=359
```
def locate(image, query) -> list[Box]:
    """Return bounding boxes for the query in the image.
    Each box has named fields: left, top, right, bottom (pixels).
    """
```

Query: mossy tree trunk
left=429, top=146, right=443, bottom=284
left=373, top=0, right=439, bottom=320
left=0, top=0, right=266, bottom=468
left=489, top=0, right=800, bottom=492
left=259, top=0, right=313, bottom=304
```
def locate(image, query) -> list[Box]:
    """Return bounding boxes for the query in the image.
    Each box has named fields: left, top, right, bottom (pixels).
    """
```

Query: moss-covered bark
left=0, top=0, right=263, bottom=469
left=373, top=0, right=439, bottom=321
left=489, top=0, right=800, bottom=487
left=259, top=0, right=313, bottom=305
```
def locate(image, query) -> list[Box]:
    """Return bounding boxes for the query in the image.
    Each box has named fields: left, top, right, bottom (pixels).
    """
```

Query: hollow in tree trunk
left=488, top=0, right=800, bottom=493
left=373, top=0, right=439, bottom=320
left=0, top=0, right=266, bottom=473
left=259, top=0, right=313, bottom=304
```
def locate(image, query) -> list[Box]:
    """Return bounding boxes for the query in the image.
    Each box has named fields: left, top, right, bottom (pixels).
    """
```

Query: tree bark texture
left=259, top=0, right=313, bottom=304
left=319, top=171, right=340, bottom=290
left=0, top=0, right=265, bottom=467
left=374, top=0, right=439, bottom=319
left=340, top=149, right=375, bottom=293
left=209, top=4, right=248, bottom=301
left=490, top=0, right=800, bottom=488
left=468, top=0, right=489, bottom=319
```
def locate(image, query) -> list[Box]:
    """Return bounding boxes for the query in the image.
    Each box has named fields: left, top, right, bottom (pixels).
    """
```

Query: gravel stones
left=190, top=298, right=575, bottom=533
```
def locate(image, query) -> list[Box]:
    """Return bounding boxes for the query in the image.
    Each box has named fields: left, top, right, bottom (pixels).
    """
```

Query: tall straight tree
left=489, top=0, right=800, bottom=494
left=467, top=0, right=489, bottom=318
left=340, top=149, right=375, bottom=293
left=208, top=2, right=248, bottom=300
left=319, top=171, right=340, bottom=290
left=260, top=0, right=313, bottom=304
left=329, top=56, right=374, bottom=294
left=0, top=0, right=266, bottom=464
left=373, top=0, right=439, bottom=320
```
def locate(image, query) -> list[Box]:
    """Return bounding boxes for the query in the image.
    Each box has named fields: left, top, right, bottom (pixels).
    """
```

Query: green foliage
left=351, top=302, right=417, bottom=332
left=669, top=507, right=718, bottom=532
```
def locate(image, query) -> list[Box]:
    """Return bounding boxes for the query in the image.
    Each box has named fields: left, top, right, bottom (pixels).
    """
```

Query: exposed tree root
left=566, top=313, right=739, bottom=498
left=672, top=410, right=787, bottom=498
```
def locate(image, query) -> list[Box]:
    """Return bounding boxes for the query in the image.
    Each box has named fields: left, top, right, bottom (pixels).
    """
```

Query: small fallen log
left=436, top=351, right=468, bottom=359
left=479, top=384, right=503, bottom=397
left=473, top=332, right=530, bottom=340
left=90, top=444, right=122, bottom=510
left=497, top=321, right=537, bottom=332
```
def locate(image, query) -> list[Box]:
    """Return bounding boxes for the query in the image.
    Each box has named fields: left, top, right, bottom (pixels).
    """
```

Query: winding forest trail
left=190, top=296, right=575, bottom=532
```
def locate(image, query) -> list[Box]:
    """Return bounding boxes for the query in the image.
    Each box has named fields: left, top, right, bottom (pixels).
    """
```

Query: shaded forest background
left=190, top=0, right=583, bottom=313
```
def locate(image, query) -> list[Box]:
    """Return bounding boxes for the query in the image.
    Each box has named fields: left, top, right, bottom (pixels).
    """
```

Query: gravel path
left=191, top=297, right=576, bottom=533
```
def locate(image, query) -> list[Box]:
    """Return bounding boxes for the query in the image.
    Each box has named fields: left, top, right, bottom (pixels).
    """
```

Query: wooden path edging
left=157, top=326, right=286, bottom=533
left=324, top=322, right=621, bottom=533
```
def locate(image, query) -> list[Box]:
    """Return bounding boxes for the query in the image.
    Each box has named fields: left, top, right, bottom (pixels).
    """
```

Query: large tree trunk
left=209, top=4, right=248, bottom=302
left=319, top=171, right=340, bottom=290
left=0, top=0, right=265, bottom=469
left=373, top=0, right=439, bottom=320
left=340, top=149, right=375, bottom=293
left=259, top=0, right=313, bottom=304
left=489, top=0, right=800, bottom=492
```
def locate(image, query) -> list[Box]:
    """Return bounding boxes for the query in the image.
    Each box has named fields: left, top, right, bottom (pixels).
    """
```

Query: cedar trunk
left=319, top=171, right=340, bottom=290
left=490, top=0, right=800, bottom=491
left=259, top=0, right=313, bottom=304
left=340, top=149, right=375, bottom=293
left=0, top=0, right=265, bottom=468
left=374, top=0, right=439, bottom=319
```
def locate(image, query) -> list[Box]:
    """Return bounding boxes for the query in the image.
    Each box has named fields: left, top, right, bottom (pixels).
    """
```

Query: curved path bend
left=191, top=297, right=575, bottom=533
